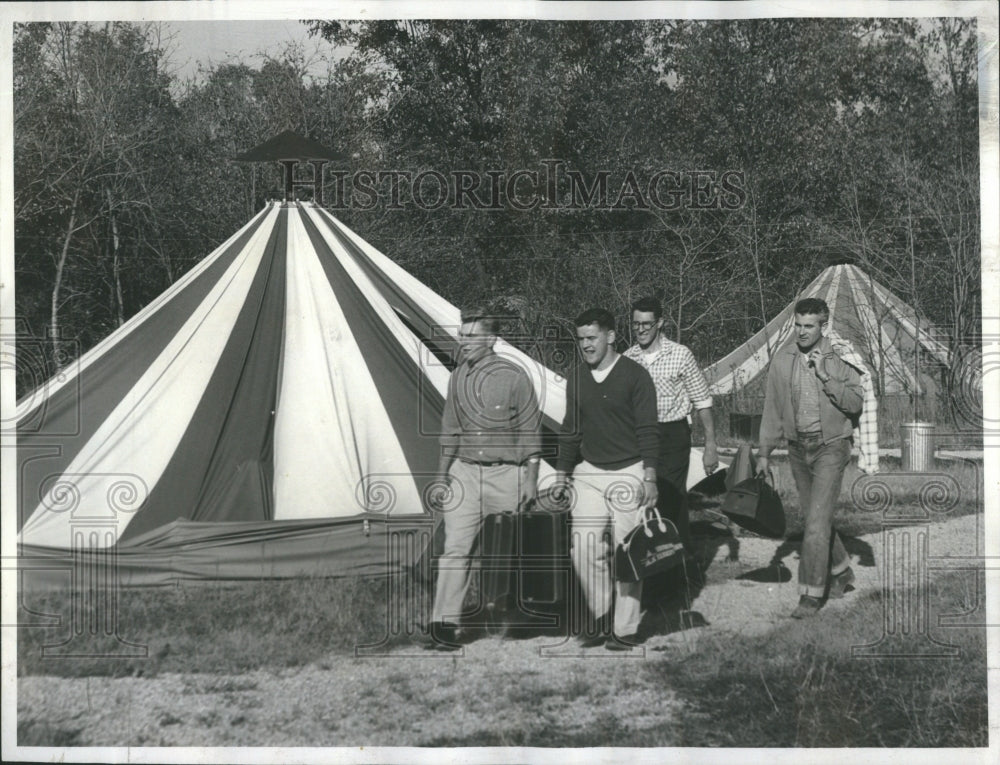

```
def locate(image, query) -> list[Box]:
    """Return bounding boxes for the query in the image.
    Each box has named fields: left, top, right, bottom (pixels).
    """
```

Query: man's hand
left=807, top=349, right=830, bottom=383
left=428, top=474, right=451, bottom=510
left=756, top=456, right=773, bottom=483
left=703, top=442, right=719, bottom=475
left=519, top=460, right=539, bottom=510
left=640, top=478, right=658, bottom=510
left=518, top=481, right=538, bottom=508
left=551, top=472, right=571, bottom=503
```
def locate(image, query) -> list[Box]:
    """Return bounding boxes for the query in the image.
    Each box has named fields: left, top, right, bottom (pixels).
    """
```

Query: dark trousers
left=656, top=420, right=691, bottom=543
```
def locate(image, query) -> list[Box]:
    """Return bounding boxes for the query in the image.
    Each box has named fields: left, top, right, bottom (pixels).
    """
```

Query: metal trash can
left=900, top=422, right=935, bottom=471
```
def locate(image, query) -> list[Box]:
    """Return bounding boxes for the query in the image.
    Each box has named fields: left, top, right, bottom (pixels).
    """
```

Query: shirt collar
left=797, top=336, right=832, bottom=357
left=634, top=333, right=673, bottom=358
left=461, top=346, right=495, bottom=368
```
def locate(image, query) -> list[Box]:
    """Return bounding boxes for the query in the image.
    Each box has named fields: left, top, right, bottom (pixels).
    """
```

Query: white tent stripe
left=19, top=211, right=277, bottom=548
left=842, top=266, right=889, bottom=384
left=825, top=265, right=843, bottom=324
left=272, top=209, right=425, bottom=520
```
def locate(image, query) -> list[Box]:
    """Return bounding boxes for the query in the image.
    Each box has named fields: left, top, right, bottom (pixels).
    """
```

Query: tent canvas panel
left=119, top=208, right=289, bottom=541
left=16, top=210, right=276, bottom=533
left=19, top=515, right=435, bottom=589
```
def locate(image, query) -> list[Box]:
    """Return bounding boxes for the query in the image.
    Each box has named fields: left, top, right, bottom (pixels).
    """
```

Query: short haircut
left=630, top=296, right=662, bottom=320
left=460, top=305, right=500, bottom=335
left=794, top=298, right=830, bottom=320
left=574, top=308, right=617, bottom=332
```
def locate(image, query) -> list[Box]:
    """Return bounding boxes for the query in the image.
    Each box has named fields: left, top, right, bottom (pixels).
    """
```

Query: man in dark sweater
left=554, top=308, right=659, bottom=650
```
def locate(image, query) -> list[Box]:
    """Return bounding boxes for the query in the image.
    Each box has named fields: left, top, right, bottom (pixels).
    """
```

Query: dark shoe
left=605, top=633, right=644, bottom=651
left=422, top=621, right=460, bottom=651
left=577, top=632, right=609, bottom=648
left=576, top=614, right=612, bottom=647
left=828, top=567, right=856, bottom=599
left=790, top=595, right=823, bottom=619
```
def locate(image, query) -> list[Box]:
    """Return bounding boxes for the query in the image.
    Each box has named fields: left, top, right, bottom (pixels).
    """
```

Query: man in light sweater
left=554, top=308, right=659, bottom=650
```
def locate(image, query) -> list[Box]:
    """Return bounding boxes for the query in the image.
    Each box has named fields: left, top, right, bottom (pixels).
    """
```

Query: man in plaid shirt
left=624, top=297, right=719, bottom=544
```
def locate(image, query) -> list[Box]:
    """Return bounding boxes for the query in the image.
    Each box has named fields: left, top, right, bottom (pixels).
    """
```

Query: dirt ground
left=16, top=511, right=983, bottom=748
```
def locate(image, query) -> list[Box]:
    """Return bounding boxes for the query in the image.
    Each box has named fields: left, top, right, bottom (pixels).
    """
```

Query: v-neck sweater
left=557, top=355, right=659, bottom=472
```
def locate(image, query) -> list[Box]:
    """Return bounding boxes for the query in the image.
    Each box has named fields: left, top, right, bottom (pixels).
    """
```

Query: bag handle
left=619, top=505, right=667, bottom=554
left=755, top=464, right=776, bottom=488
left=642, top=505, right=668, bottom=537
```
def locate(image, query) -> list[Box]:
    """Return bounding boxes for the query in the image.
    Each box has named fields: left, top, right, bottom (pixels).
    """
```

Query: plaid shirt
left=624, top=335, right=713, bottom=422
left=826, top=328, right=880, bottom=474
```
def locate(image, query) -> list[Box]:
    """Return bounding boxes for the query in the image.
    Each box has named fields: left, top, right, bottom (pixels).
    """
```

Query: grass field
left=16, top=457, right=988, bottom=748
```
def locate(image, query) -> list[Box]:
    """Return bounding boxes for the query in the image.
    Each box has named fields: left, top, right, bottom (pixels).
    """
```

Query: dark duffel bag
left=614, top=506, right=686, bottom=583
left=720, top=474, right=786, bottom=538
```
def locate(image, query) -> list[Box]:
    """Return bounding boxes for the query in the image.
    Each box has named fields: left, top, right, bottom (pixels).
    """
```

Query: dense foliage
left=13, top=19, right=981, bottom=410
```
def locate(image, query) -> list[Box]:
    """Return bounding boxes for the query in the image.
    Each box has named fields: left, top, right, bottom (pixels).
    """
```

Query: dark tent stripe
left=311, top=209, right=459, bottom=364
left=298, top=211, right=445, bottom=506
left=17, top=209, right=273, bottom=532
left=120, top=210, right=288, bottom=541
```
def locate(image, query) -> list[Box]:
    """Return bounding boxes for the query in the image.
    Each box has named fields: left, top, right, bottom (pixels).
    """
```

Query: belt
left=795, top=431, right=824, bottom=443
left=456, top=456, right=517, bottom=467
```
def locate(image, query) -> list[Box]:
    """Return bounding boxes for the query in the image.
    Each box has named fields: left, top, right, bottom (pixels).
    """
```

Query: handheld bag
left=480, top=512, right=517, bottom=614
left=614, top=506, right=685, bottom=583
left=518, top=501, right=570, bottom=615
left=720, top=474, right=786, bottom=538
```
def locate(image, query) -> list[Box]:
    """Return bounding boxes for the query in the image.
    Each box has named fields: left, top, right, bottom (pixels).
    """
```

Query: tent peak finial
left=233, top=131, right=346, bottom=204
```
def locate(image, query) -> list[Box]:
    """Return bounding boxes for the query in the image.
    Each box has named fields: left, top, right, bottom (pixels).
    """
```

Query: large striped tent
left=16, top=201, right=575, bottom=586
left=17, top=200, right=719, bottom=587
left=703, top=264, right=956, bottom=398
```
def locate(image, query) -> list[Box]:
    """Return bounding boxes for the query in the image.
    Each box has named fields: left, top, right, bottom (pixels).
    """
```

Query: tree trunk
left=902, top=152, right=920, bottom=422
left=107, top=187, right=125, bottom=326
left=50, top=188, right=80, bottom=370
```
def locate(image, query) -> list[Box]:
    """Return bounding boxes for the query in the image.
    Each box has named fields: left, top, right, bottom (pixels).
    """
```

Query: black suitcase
left=479, top=511, right=517, bottom=617
left=476, top=506, right=571, bottom=631
left=517, top=508, right=570, bottom=618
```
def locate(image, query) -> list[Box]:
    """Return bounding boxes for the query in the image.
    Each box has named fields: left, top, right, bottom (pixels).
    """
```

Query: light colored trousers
left=432, top=459, right=521, bottom=624
left=570, top=461, right=645, bottom=637
left=788, top=436, right=852, bottom=597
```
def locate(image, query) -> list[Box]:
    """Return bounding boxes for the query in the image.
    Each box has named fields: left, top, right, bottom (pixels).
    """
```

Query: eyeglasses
left=631, top=321, right=657, bottom=331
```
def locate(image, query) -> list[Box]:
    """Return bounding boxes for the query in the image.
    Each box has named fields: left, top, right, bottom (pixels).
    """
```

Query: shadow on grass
left=636, top=519, right=735, bottom=639
left=768, top=532, right=876, bottom=570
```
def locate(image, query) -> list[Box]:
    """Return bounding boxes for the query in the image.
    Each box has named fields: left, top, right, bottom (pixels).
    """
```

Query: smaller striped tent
left=703, top=264, right=955, bottom=398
